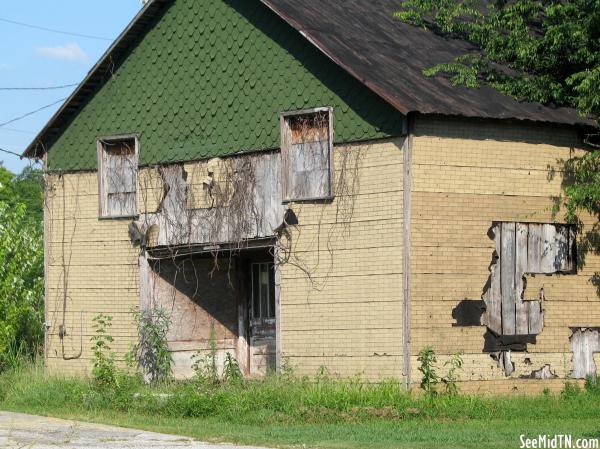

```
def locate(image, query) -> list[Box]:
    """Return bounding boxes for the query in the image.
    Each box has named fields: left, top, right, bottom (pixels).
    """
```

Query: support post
left=274, top=240, right=283, bottom=372
left=402, top=114, right=414, bottom=390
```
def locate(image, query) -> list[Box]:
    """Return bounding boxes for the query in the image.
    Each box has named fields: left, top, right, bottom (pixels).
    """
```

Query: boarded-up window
left=281, top=108, right=333, bottom=201
left=97, top=136, right=138, bottom=218
left=482, top=221, right=576, bottom=337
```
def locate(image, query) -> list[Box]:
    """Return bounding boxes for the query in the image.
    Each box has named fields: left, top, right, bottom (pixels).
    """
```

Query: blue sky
left=0, top=1, right=143, bottom=174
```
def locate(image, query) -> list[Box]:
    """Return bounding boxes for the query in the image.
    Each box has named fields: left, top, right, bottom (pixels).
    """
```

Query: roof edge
left=259, top=0, right=411, bottom=116
left=22, top=0, right=173, bottom=160
left=260, top=0, right=596, bottom=130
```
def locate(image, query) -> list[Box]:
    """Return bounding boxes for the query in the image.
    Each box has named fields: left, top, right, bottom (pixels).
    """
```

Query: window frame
left=280, top=107, right=334, bottom=203
left=96, top=134, right=139, bottom=219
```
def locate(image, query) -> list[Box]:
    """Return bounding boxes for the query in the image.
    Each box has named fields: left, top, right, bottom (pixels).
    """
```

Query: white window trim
left=96, top=134, right=139, bottom=219
left=280, top=106, right=334, bottom=202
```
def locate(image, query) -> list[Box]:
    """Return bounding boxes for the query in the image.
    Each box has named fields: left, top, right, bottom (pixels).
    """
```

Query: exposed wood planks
left=97, top=135, right=139, bottom=218
left=483, top=224, right=502, bottom=335
left=515, top=223, right=529, bottom=335
left=528, top=301, right=543, bottom=335
left=570, top=328, right=600, bottom=379
left=138, top=151, right=286, bottom=248
left=484, top=221, right=575, bottom=338
left=280, top=107, right=333, bottom=201
left=500, top=222, right=516, bottom=335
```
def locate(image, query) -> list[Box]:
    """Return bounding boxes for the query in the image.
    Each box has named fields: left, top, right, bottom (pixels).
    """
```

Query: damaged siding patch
left=570, top=328, right=600, bottom=379
left=453, top=221, right=577, bottom=377
left=482, top=222, right=576, bottom=339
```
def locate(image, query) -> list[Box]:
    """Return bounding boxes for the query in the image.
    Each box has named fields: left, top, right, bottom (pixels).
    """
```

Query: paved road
left=0, top=411, right=269, bottom=449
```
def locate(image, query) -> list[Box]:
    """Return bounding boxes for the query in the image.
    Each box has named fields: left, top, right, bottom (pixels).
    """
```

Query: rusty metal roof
left=260, top=0, right=593, bottom=127
left=23, top=0, right=593, bottom=160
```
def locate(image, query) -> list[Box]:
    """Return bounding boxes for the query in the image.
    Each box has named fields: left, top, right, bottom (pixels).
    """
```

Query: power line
left=0, top=127, right=35, bottom=135
left=0, top=147, right=22, bottom=158
left=0, top=98, right=66, bottom=128
left=0, top=83, right=78, bottom=91
left=0, top=17, right=112, bottom=41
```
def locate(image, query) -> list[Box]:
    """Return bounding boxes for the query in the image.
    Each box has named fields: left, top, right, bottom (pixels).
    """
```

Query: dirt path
left=0, top=411, right=269, bottom=449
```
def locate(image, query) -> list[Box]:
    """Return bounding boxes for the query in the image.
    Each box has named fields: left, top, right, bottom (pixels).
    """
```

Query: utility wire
left=0, top=127, right=35, bottom=135
left=0, top=17, right=112, bottom=41
left=0, top=83, right=78, bottom=91
left=0, top=146, right=22, bottom=158
left=0, top=98, right=66, bottom=128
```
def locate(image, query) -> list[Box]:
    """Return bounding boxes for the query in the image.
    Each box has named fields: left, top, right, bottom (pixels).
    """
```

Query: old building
left=23, top=0, right=599, bottom=393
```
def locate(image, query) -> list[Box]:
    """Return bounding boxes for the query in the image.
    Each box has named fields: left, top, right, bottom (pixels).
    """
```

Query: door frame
left=236, top=247, right=280, bottom=376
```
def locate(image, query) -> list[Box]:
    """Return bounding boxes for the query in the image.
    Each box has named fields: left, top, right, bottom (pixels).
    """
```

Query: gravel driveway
left=0, top=411, right=269, bottom=449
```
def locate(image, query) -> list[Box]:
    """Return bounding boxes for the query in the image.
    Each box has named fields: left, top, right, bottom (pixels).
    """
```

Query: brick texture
left=45, top=116, right=599, bottom=394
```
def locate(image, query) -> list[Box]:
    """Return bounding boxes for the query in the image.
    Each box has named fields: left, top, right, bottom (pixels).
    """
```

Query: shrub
left=90, top=314, right=117, bottom=389
left=442, top=352, right=463, bottom=395
left=585, top=375, right=600, bottom=394
left=130, top=306, right=173, bottom=384
left=417, top=346, right=439, bottom=395
left=191, top=325, right=219, bottom=386
left=223, top=353, right=243, bottom=384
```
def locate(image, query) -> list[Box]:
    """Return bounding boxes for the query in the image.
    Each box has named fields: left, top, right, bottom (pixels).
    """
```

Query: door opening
left=248, top=261, right=276, bottom=375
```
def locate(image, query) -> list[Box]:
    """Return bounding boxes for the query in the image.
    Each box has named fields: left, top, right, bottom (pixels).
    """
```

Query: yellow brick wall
left=44, top=138, right=406, bottom=379
left=409, top=116, right=598, bottom=392
left=44, top=172, right=140, bottom=375
left=279, top=138, right=405, bottom=379
left=44, top=116, right=598, bottom=394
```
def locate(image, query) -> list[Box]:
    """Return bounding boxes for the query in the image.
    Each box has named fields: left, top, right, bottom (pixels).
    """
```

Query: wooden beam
left=500, top=222, right=516, bottom=335
left=42, top=154, right=50, bottom=373
left=274, top=240, right=282, bottom=372
left=402, top=113, right=413, bottom=390
left=236, top=258, right=250, bottom=375
left=515, top=223, right=529, bottom=335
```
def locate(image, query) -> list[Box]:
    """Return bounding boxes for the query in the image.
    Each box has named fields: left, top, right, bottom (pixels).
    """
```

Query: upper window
left=280, top=108, right=333, bottom=201
left=97, top=136, right=138, bottom=218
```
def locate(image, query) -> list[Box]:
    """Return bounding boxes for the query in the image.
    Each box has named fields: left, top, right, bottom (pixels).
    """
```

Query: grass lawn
left=1, top=363, right=600, bottom=449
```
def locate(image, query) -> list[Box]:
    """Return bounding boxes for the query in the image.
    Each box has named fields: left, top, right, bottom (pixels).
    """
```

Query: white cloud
left=35, top=42, right=88, bottom=63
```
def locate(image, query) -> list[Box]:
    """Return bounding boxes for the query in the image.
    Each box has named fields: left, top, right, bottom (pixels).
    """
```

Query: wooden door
left=249, top=262, right=276, bottom=376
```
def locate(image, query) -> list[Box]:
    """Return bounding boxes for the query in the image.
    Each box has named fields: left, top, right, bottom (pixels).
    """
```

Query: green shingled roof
left=46, top=0, right=404, bottom=171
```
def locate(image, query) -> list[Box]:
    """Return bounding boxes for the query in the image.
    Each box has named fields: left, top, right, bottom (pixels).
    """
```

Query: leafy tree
left=0, top=202, right=44, bottom=368
left=395, top=0, right=599, bottom=222
left=0, top=163, right=43, bottom=224
left=396, top=1, right=599, bottom=296
left=0, top=162, right=44, bottom=368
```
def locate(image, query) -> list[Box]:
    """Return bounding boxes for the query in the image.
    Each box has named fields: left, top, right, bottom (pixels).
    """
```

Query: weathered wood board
left=483, top=221, right=574, bottom=338
left=500, top=222, right=516, bottom=335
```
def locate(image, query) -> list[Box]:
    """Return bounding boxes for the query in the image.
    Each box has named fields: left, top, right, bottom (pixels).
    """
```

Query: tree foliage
left=395, top=0, right=600, bottom=118
left=0, top=163, right=44, bottom=224
left=0, top=163, right=44, bottom=367
left=0, top=202, right=44, bottom=368
left=395, top=0, right=599, bottom=221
